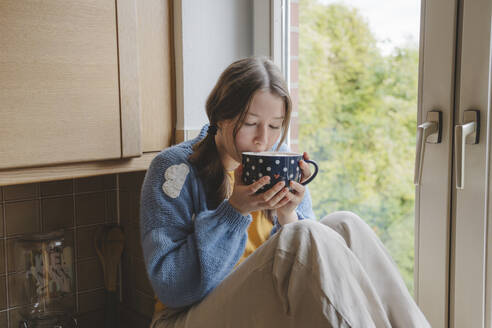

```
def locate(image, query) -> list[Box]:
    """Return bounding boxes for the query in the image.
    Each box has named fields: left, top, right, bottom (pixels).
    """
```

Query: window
left=288, top=0, right=421, bottom=294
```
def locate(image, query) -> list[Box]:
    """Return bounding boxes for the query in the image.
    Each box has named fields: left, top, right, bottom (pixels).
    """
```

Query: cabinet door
left=137, top=0, right=174, bottom=152
left=0, top=0, right=121, bottom=169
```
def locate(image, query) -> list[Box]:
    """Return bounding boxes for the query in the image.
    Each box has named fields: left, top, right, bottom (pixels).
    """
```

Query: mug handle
left=301, top=159, right=319, bottom=185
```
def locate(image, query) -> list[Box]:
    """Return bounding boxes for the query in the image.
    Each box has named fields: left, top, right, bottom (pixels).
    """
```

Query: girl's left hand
left=276, top=152, right=312, bottom=222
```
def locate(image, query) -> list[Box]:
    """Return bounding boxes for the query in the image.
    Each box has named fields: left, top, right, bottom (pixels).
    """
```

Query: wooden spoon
left=94, top=225, right=125, bottom=328
left=104, top=226, right=125, bottom=292
left=94, top=226, right=107, bottom=288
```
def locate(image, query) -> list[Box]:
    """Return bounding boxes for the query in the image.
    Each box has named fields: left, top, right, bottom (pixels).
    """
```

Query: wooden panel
left=0, top=0, right=121, bottom=169
left=0, top=153, right=158, bottom=187
left=138, top=0, right=174, bottom=151
left=117, top=0, right=142, bottom=157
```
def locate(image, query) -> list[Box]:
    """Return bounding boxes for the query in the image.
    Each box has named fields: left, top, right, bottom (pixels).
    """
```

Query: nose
left=253, top=124, right=268, bottom=149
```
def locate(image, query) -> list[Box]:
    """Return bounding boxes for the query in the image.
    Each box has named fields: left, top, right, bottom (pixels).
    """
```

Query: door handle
left=414, top=111, right=442, bottom=185
left=455, top=110, right=480, bottom=189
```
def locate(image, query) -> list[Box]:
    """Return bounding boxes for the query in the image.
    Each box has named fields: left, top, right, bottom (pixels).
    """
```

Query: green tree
left=299, top=0, right=419, bottom=291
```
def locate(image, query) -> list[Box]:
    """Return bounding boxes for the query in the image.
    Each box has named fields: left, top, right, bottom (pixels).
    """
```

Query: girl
left=140, top=57, right=430, bottom=327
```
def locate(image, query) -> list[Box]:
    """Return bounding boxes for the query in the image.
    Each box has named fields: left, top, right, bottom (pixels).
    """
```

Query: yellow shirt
left=154, top=172, right=273, bottom=313
left=225, top=171, right=274, bottom=264
left=237, top=206, right=273, bottom=264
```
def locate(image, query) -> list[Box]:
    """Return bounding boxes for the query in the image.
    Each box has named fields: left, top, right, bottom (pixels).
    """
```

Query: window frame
left=253, top=0, right=293, bottom=148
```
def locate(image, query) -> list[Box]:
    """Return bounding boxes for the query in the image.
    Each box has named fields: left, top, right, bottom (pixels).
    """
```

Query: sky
left=319, top=0, right=421, bottom=54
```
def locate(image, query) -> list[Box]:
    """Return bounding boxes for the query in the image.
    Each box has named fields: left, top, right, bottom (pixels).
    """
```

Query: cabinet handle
left=455, top=110, right=480, bottom=189
left=414, top=111, right=442, bottom=185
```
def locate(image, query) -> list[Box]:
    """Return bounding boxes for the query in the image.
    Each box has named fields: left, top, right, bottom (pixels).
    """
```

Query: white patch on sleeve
left=162, top=163, right=190, bottom=198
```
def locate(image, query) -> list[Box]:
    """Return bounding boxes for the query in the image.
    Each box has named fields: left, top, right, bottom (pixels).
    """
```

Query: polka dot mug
left=241, top=152, right=319, bottom=192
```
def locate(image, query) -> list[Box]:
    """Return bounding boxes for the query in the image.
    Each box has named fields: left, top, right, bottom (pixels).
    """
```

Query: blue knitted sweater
left=140, top=125, right=315, bottom=308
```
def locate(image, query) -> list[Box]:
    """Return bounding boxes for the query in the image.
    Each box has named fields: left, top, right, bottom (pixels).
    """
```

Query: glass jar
left=14, top=230, right=74, bottom=324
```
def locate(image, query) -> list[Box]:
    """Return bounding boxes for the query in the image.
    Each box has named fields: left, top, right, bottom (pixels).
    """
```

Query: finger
left=303, top=152, right=311, bottom=161
left=289, top=180, right=305, bottom=196
left=264, top=186, right=289, bottom=207
left=247, top=176, right=271, bottom=195
left=298, top=160, right=312, bottom=183
left=273, top=193, right=294, bottom=208
left=234, top=164, right=243, bottom=185
left=257, top=180, right=285, bottom=202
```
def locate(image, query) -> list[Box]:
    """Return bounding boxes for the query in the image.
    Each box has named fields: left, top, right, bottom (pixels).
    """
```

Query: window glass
left=290, top=0, right=420, bottom=293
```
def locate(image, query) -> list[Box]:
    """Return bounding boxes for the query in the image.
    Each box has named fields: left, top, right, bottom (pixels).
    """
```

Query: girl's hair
left=189, top=57, right=292, bottom=210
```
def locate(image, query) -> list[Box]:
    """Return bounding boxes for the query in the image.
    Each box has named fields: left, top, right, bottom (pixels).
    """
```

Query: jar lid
left=19, top=230, right=64, bottom=242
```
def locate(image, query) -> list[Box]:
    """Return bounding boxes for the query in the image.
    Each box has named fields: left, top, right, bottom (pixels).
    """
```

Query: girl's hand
left=275, top=180, right=305, bottom=224
left=229, top=165, right=293, bottom=216
left=299, top=152, right=313, bottom=184
left=276, top=152, right=312, bottom=224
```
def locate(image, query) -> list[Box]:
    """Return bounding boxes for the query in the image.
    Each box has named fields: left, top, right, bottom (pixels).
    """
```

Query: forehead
left=247, top=90, right=285, bottom=119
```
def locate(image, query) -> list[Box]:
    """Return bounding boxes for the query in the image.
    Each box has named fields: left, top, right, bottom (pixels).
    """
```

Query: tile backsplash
left=0, top=172, right=153, bottom=327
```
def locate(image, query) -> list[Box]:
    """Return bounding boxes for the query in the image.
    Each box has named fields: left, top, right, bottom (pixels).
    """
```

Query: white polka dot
left=246, top=158, right=250, bottom=162
left=252, top=165, right=255, bottom=170
left=259, top=159, right=263, bottom=163
left=258, top=173, right=263, bottom=177
left=291, top=160, right=294, bottom=164
left=296, top=167, right=299, bottom=171
left=283, top=167, right=288, bottom=172
left=246, top=172, right=250, bottom=176
left=275, top=160, right=280, bottom=165
left=290, top=174, right=293, bottom=178
left=266, top=167, right=271, bottom=171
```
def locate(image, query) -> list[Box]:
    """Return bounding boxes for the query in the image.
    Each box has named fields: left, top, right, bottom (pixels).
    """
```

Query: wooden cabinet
left=0, top=0, right=173, bottom=183
left=136, top=0, right=174, bottom=152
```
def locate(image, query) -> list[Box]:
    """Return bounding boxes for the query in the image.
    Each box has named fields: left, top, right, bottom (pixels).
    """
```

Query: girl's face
left=216, top=90, right=286, bottom=170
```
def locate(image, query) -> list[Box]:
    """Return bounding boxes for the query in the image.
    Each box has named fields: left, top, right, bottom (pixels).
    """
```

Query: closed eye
left=244, top=122, right=281, bottom=129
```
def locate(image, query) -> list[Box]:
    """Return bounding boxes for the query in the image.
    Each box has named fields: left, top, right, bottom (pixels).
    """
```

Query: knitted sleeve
left=269, top=143, right=316, bottom=236
left=140, top=149, right=252, bottom=308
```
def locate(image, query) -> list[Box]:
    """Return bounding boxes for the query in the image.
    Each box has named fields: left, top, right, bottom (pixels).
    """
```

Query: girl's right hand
left=228, top=164, right=293, bottom=216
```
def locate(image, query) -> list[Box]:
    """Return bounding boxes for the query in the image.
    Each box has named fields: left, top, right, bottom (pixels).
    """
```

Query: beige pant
left=151, top=211, right=430, bottom=328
